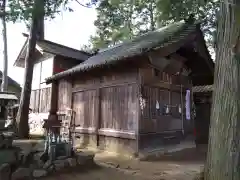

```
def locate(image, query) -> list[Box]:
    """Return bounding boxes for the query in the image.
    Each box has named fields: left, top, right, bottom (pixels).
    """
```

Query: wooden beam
left=145, top=83, right=190, bottom=92
left=144, top=75, right=190, bottom=86
left=148, top=52, right=171, bottom=71
left=151, top=32, right=197, bottom=57
left=36, top=44, right=44, bottom=54
left=136, top=69, right=141, bottom=154
left=49, top=81, right=58, bottom=114
left=74, top=127, right=136, bottom=140
left=164, top=58, right=184, bottom=75
left=75, top=127, right=96, bottom=134
left=169, top=53, right=188, bottom=63
left=96, top=87, right=101, bottom=146
left=72, top=80, right=137, bottom=93
left=98, top=129, right=136, bottom=140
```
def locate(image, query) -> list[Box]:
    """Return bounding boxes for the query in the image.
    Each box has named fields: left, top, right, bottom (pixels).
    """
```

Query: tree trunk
left=16, top=0, right=44, bottom=138
left=0, top=0, right=7, bottom=92
left=149, top=1, right=155, bottom=31
left=204, top=1, right=240, bottom=180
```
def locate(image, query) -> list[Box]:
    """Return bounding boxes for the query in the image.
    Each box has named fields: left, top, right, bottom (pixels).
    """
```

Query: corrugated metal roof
left=46, top=20, right=200, bottom=83
left=192, top=85, right=213, bottom=93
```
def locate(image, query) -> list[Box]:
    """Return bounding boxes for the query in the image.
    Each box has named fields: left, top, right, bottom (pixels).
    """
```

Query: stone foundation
left=74, top=134, right=137, bottom=158
left=0, top=150, right=95, bottom=180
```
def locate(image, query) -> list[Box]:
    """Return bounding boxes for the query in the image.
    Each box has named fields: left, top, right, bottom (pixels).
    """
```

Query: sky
left=0, top=1, right=97, bottom=86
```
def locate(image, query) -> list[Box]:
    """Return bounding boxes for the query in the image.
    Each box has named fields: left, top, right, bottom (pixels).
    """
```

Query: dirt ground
left=43, top=147, right=206, bottom=180
left=13, top=140, right=205, bottom=180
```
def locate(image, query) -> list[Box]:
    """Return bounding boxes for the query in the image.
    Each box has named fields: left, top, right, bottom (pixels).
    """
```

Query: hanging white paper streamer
left=156, top=100, right=160, bottom=109
left=178, top=104, right=182, bottom=113
left=186, top=90, right=191, bottom=120
left=166, top=105, right=169, bottom=114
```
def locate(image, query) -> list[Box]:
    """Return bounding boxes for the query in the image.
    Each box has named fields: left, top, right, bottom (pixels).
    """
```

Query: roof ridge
left=38, top=39, right=92, bottom=56
left=22, top=33, right=92, bottom=56
left=99, top=20, right=187, bottom=53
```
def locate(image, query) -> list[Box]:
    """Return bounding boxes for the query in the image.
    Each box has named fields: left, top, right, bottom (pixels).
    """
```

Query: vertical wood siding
left=139, top=66, right=187, bottom=133
left=71, top=69, right=139, bottom=134
left=140, top=86, right=182, bottom=133
left=58, top=79, right=72, bottom=112
left=69, top=69, right=139, bottom=155
left=72, top=84, right=138, bottom=131
left=30, top=87, right=51, bottom=113
left=101, top=84, right=138, bottom=131
left=73, top=90, right=97, bottom=127
left=138, top=63, right=191, bottom=150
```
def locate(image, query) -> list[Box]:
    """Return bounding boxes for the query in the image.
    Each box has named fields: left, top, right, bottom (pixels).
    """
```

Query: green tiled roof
left=46, top=19, right=200, bottom=83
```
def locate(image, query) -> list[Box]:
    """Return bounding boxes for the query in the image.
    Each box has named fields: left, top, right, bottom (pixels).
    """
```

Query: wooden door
left=72, top=90, right=98, bottom=129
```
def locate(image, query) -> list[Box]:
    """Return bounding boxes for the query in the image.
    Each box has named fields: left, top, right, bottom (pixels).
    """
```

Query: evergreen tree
left=90, top=0, right=159, bottom=49
left=91, top=0, right=218, bottom=50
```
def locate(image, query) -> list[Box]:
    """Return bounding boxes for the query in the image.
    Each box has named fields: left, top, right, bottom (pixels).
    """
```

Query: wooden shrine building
left=46, top=19, right=214, bottom=156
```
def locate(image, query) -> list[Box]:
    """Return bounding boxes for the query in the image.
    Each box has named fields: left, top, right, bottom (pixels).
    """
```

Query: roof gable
left=0, top=71, right=21, bottom=89
left=14, top=36, right=92, bottom=68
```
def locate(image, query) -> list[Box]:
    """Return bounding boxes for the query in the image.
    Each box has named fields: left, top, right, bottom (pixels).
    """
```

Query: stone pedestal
left=0, top=149, right=18, bottom=165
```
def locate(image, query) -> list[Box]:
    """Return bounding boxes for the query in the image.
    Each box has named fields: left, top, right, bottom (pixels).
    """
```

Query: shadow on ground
left=144, top=147, right=207, bottom=162
left=40, top=163, right=102, bottom=179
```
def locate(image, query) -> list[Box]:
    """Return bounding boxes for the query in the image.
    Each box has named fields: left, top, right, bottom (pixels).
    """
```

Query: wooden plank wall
left=100, top=84, right=138, bottom=131
left=139, top=65, right=191, bottom=131
left=58, top=79, right=72, bottom=112
left=72, top=69, right=139, bottom=133
left=73, top=90, right=97, bottom=128
left=138, top=65, right=191, bottom=150
left=30, top=87, right=51, bottom=113
left=70, top=68, right=139, bottom=154
left=140, top=86, right=182, bottom=133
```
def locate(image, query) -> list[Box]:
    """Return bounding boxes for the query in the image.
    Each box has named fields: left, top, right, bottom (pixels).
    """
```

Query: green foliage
left=6, top=0, right=97, bottom=22
left=90, top=0, right=160, bottom=49
left=157, top=0, right=219, bottom=48
left=7, top=0, right=65, bottom=22
left=80, top=44, right=96, bottom=54
left=90, top=0, right=219, bottom=50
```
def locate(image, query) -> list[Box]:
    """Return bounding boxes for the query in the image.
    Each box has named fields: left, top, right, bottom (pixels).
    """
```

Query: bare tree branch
left=75, top=0, right=92, bottom=8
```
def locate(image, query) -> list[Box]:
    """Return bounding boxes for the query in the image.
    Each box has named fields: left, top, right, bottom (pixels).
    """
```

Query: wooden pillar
left=48, top=80, right=58, bottom=121
left=96, top=88, right=101, bottom=146
left=136, top=69, right=142, bottom=155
